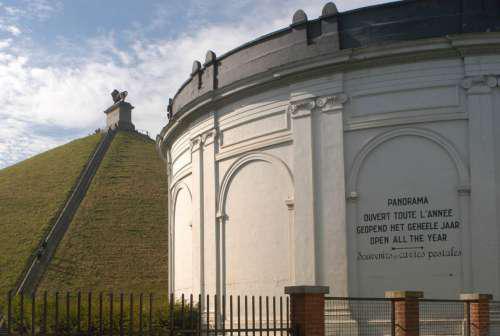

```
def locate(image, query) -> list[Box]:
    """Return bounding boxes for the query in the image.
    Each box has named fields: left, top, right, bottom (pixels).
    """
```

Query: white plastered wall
left=166, top=52, right=500, bottom=299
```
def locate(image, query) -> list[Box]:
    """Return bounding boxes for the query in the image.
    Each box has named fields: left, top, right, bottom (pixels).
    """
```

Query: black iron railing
left=4, top=291, right=292, bottom=336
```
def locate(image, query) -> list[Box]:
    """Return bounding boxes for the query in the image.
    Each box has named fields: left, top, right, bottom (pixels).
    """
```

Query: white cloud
left=0, top=0, right=395, bottom=168
left=4, top=24, right=21, bottom=35
left=0, top=38, right=11, bottom=49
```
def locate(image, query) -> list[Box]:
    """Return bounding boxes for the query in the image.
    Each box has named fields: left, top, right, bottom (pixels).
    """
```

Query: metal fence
left=325, top=298, right=392, bottom=336
left=491, top=301, right=500, bottom=335
left=419, top=299, right=465, bottom=336
left=3, top=291, right=292, bottom=336
left=324, top=297, right=498, bottom=336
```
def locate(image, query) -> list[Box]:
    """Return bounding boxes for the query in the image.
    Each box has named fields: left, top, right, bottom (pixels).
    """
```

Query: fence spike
left=20, top=291, right=25, bottom=332
left=230, top=295, right=233, bottom=336
left=169, top=293, right=174, bottom=336
left=279, top=297, right=283, bottom=336
left=198, top=294, right=202, bottom=336
left=77, top=291, right=82, bottom=334
left=99, top=292, right=103, bottom=336
left=266, top=296, right=269, bottom=336
left=88, top=292, right=93, bottom=334
left=252, top=296, right=255, bottom=336
left=214, top=294, right=218, bottom=336
left=55, top=292, right=59, bottom=336
left=148, top=293, right=153, bottom=336
left=286, top=297, right=289, bottom=329
left=109, top=292, right=114, bottom=336
left=181, top=293, right=185, bottom=330
left=66, top=292, right=70, bottom=331
left=7, top=290, right=12, bottom=335
left=189, top=294, right=194, bottom=332
left=273, top=296, right=276, bottom=336
left=31, top=292, right=35, bottom=336
left=206, top=294, right=210, bottom=336
left=42, top=291, right=48, bottom=335
left=245, top=296, right=248, bottom=336
left=222, top=295, right=226, bottom=334
left=129, top=293, right=134, bottom=336
left=119, top=293, right=124, bottom=336
left=237, top=296, right=241, bottom=336
left=259, top=296, right=262, bottom=333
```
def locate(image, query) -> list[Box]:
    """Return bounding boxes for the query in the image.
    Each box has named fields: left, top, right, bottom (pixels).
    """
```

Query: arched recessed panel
left=223, top=154, right=293, bottom=296
left=354, top=134, right=463, bottom=298
left=173, top=186, right=193, bottom=296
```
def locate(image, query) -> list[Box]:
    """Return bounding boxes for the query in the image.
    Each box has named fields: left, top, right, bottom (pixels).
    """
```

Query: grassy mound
left=39, top=131, right=169, bottom=294
left=0, top=134, right=102, bottom=304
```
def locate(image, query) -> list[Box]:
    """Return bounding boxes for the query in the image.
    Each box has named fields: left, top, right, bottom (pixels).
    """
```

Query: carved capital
left=461, top=75, right=498, bottom=94
left=201, top=129, right=218, bottom=146
left=346, top=191, right=359, bottom=202
left=287, top=98, right=316, bottom=119
left=315, top=93, right=348, bottom=112
left=189, top=136, right=202, bottom=151
left=216, top=212, right=227, bottom=222
left=457, top=185, right=471, bottom=196
left=190, top=129, right=219, bottom=151
left=288, top=94, right=348, bottom=118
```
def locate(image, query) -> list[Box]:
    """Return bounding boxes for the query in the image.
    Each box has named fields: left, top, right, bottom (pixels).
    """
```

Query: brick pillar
left=285, top=286, right=329, bottom=336
left=460, top=293, right=492, bottom=336
left=385, top=291, right=423, bottom=336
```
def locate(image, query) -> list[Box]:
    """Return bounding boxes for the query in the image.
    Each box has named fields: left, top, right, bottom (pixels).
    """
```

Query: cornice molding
left=159, top=33, right=500, bottom=147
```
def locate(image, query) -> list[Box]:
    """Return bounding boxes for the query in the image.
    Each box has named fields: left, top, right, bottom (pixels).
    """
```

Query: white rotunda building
left=157, top=0, right=500, bottom=299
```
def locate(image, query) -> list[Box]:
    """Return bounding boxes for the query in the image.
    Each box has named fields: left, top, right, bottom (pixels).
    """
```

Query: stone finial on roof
left=291, top=9, right=307, bottom=25
left=321, top=2, right=338, bottom=17
left=205, top=50, right=216, bottom=65
left=191, top=60, right=201, bottom=76
left=167, top=98, right=173, bottom=121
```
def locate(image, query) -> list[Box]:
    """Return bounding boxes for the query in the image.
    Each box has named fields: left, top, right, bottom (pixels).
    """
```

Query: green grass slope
left=39, top=131, right=169, bottom=293
left=0, top=134, right=102, bottom=303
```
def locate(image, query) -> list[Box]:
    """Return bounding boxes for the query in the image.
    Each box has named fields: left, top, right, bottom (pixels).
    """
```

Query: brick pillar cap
left=385, top=291, right=423, bottom=299
left=460, top=293, right=493, bottom=301
left=285, top=286, right=330, bottom=294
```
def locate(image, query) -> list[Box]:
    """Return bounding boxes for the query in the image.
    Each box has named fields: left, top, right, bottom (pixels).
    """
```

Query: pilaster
left=189, top=127, right=218, bottom=300
left=288, top=93, right=348, bottom=287
left=315, top=94, right=349, bottom=296
left=202, top=129, right=218, bottom=301
left=288, top=98, right=317, bottom=285
left=462, top=75, right=499, bottom=293
left=189, top=135, right=203, bottom=297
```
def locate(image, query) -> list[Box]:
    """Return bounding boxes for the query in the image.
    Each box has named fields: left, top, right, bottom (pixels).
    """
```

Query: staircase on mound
left=14, top=129, right=116, bottom=295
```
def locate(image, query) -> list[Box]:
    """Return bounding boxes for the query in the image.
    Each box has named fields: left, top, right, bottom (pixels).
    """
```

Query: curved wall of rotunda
left=158, top=0, right=500, bottom=299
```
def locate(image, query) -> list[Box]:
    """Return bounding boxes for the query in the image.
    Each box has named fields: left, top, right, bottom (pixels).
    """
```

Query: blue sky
left=0, top=0, right=395, bottom=168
